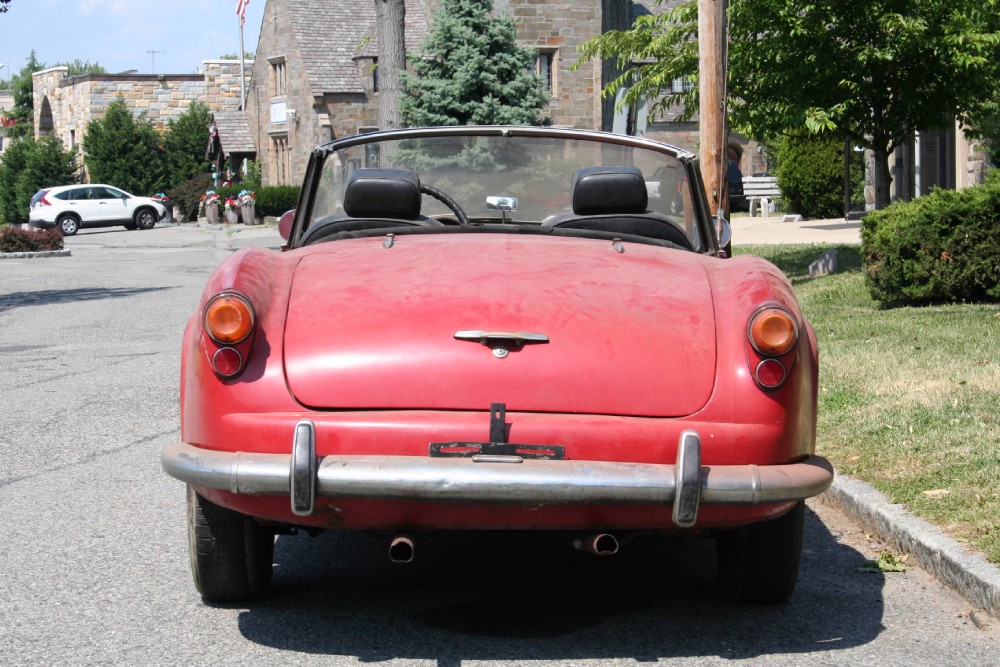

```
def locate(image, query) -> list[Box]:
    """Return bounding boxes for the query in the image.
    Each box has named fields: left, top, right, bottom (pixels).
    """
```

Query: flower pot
left=205, top=203, right=219, bottom=224
left=240, top=204, right=256, bottom=225
left=225, top=209, right=239, bottom=225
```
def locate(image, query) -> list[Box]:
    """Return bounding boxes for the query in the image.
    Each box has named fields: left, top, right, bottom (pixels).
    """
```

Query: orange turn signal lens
left=204, top=293, right=255, bottom=344
left=748, top=306, right=798, bottom=356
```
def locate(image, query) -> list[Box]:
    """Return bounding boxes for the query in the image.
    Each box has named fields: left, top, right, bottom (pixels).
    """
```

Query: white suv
left=29, top=184, right=167, bottom=236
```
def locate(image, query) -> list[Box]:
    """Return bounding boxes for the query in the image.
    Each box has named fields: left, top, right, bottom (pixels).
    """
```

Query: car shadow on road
left=236, top=505, right=886, bottom=662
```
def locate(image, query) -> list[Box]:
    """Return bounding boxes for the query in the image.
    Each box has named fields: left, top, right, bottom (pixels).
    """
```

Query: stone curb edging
left=0, top=249, right=72, bottom=259
left=818, top=473, right=1000, bottom=618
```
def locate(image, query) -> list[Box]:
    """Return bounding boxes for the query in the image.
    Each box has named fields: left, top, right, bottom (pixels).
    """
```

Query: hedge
left=862, top=171, right=1000, bottom=306
left=0, top=226, right=65, bottom=253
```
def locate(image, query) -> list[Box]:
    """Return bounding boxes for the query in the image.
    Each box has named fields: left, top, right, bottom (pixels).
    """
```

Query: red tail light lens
left=204, top=293, right=255, bottom=344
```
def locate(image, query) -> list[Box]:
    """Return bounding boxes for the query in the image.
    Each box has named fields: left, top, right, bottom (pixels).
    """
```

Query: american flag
left=236, top=0, right=250, bottom=27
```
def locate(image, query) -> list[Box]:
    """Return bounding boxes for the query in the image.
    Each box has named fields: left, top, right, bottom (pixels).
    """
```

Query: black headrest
left=344, top=168, right=422, bottom=219
left=571, top=166, right=648, bottom=215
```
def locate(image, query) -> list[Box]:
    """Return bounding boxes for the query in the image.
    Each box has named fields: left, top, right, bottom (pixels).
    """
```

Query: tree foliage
left=0, top=0, right=10, bottom=13
left=579, top=0, right=1000, bottom=208
left=0, top=135, right=78, bottom=225
left=83, top=98, right=166, bottom=195
left=401, top=0, right=549, bottom=127
left=163, top=101, right=213, bottom=190
left=3, top=51, right=44, bottom=141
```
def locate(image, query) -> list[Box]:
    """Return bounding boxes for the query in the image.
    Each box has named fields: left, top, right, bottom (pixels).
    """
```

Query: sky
left=0, top=0, right=264, bottom=80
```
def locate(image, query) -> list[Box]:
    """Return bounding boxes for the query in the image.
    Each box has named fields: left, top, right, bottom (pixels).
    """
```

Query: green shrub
left=254, top=185, right=301, bottom=218
left=775, top=132, right=862, bottom=219
left=862, top=171, right=1000, bottom=306
left=0, top=226, right=65, bottom=253
left=169, top=173, right=215, bottom=221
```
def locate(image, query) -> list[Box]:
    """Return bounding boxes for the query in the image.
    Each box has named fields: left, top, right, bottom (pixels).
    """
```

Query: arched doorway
left=38, top=96, right=54, bottom=136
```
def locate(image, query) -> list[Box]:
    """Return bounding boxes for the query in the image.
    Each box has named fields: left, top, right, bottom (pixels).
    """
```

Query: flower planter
left=205, top=203, right=219, bottom=224
left=240, top=204, right=257, bottom=225
left=224, top=209, right=239, bottom=225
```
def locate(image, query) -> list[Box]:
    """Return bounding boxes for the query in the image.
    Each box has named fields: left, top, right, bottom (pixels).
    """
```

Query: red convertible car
left=162, top=126, right=832, bottom=604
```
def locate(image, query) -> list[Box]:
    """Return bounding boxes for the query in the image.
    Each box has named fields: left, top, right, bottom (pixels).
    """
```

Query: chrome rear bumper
left=162, top=423, right=833, bottom=528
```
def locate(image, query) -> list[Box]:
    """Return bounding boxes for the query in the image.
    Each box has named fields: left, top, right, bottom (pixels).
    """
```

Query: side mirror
left=712, top=215, right=732, bottom=256
left=278, top=209, right=295, bottom=241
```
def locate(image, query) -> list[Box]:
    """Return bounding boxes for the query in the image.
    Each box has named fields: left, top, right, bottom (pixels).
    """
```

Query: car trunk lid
left=284, top=234, right=716, bottom=417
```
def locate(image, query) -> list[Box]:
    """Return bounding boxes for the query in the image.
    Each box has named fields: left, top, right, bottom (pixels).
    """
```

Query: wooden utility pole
left=698, top=0, right=727, bottom=217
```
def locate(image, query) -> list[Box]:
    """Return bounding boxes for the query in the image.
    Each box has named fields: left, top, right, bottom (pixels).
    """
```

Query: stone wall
left=33, top=61, right=250, bottom=152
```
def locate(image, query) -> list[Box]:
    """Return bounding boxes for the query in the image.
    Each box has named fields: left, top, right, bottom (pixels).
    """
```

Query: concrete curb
left=819, top=473, right=1000, bottom=617
left=0, top=249, right=72, bottom=259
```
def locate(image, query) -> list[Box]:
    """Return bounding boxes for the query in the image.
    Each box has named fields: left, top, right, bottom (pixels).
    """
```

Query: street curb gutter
left=819, top=474, right=1000, bottom=618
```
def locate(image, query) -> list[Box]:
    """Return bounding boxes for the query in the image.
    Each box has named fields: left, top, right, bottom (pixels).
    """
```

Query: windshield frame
left=290, top=125, right=718, bottom=254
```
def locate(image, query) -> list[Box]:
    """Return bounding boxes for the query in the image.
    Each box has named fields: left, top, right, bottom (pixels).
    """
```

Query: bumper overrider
left=162, top=423, right=833, bottom=528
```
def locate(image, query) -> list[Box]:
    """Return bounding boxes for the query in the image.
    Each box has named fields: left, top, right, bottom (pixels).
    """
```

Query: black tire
left=134, top=208, right=157, bottom=230
left=187, top=486, right=274, bottom=603
left=715, top=501, right=804, bottom=604
left=58, top=215, right=80, bottom=236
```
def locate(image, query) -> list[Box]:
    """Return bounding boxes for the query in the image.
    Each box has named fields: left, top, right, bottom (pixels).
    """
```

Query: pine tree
left=0, top=135, right=77, bottom=224
left=83, top=98, right=166, bottom=195
left=163, top=102, right=213, bottom=190
left=401, top=0, right=549, bottom=127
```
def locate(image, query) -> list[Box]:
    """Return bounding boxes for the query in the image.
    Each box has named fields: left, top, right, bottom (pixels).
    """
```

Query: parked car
left=162, top=126, right=832, bottom=604
left=29, top=184, right=167, bottom=235
left=728, top=160, right=749, bottom=212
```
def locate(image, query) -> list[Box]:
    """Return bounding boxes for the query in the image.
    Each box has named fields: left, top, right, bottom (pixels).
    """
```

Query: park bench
left=743, top=176, right=781, bottom=217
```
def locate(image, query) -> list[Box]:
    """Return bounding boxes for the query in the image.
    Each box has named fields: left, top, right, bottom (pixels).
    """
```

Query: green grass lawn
left=736, top=244, right=1000, bottom=564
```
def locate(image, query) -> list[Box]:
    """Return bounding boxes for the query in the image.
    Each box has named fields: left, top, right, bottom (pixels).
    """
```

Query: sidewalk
left=731, top=214, right=862, bottom=246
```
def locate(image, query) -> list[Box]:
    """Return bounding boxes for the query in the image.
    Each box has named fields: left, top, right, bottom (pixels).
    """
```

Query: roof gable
left=281, top=0, right=429, bottom=95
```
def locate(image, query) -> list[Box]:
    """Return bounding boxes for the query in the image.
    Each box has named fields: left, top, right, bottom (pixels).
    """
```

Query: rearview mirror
left=486, top=196, right=518, bottom=212
left=713, top=215, right=732, bottom=255
left=278, top=210, right=295, bottom=241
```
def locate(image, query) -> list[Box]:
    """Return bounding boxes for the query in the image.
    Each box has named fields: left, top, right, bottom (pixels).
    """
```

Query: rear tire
left=187, top=486, right=274, bottom=603
left=715, top=501, right=804, bottom=604
left=58, top=215, right=79, bottom=236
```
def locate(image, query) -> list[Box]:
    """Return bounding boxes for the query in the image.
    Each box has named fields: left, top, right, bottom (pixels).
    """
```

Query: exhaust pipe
left=389, top=534, right=414, bottom=563
left=573, top=533, right=619, bottom=556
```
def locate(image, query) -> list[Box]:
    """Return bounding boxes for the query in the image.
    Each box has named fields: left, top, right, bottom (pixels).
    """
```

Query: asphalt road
left=0, top=224, right=996, bottom=665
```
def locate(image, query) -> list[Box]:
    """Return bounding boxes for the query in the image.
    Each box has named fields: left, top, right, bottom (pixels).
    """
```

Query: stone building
left=867, top=125, right=993, bottom=210
left=31, top=61, right=250, bottom=157
left=246, top=0, right=742, bottom=186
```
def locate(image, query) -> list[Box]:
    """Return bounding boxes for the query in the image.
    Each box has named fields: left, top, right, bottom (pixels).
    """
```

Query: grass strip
left=736, top=244, right=1000, bottom=564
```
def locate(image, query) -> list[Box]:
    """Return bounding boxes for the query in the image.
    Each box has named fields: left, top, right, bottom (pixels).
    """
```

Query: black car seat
left=300, top=168, right=442, bottom=246
left=541, top=165, right=693, bottom=250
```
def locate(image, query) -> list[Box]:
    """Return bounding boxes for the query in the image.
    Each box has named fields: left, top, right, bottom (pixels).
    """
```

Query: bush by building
left=774, top=132, right=863, bottom=219
left=252, top=185, right=301, bottom=218
left=862, top=170, right=1000, bottom=306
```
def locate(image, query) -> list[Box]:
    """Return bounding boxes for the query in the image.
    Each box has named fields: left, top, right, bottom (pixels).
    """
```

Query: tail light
left=203, top=292, right=255, bottom=377
left=37, top=192, right=52, bottom=207
left=746, top=305, right=798, bottom=389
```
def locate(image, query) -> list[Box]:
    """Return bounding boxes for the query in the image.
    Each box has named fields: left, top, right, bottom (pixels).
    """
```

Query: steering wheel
left=420, top=184, right=470, bottom=225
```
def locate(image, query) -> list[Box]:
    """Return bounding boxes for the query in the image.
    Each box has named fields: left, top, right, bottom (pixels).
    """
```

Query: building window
left=372, top=57, right=379, bottom=93
left=671, top=77, right=694, bottom=94
left=270, top=58, right=287, bottom=97
left=536, top=50, right=556, bottom=94
left=272, top=135, right=289, bottom=184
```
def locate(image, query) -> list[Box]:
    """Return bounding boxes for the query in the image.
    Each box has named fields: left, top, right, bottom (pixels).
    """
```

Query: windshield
left=304, top=128, right=708, bottom=251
